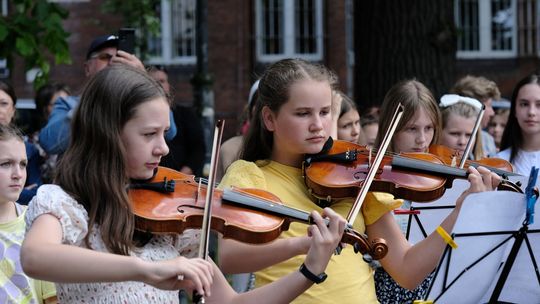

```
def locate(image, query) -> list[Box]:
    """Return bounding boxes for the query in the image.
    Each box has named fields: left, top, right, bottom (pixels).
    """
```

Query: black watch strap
left=299, top=263, right=327, bottom=284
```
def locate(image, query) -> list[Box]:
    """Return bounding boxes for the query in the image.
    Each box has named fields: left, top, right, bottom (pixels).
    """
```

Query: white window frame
left=255, top=0, right=324, bottom=62
left=455, top=0, right=517, bottom=59
left=147, top=0, right=197, bottom=65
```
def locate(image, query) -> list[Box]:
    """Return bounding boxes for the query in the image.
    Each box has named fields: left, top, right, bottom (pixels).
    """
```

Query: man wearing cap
left=39, top=34, right=177, bottom=154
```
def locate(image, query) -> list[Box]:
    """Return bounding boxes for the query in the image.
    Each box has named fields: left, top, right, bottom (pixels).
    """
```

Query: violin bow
left=346, top=104, right=404, bottom=226
left=459, top=104, right=485, bottom=168
left=194, top=120, right=225, bottom=304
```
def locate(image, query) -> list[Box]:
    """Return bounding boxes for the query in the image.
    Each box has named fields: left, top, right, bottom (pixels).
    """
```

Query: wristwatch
left=299, top=263, right=328, bottom=284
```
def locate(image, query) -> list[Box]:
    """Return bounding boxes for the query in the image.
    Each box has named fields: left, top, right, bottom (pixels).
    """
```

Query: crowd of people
left=0, top=31, right=537, bottom=304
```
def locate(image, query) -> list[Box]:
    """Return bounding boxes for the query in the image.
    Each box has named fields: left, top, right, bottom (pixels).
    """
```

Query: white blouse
left=497, top=148, right=540, bottom=177
left=25, top=184, right=201, bottom=304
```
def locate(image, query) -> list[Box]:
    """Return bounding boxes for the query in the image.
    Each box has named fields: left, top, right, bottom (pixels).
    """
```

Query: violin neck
left=465, top=161, right=520, bottom=177
left=222, top=189, right=312, bottom=224
left=392, top=155, right=519, bottom=178
left=392, top=155, right=467, bottom=178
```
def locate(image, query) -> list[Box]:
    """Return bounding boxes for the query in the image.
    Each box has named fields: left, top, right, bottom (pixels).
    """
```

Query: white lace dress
left=25, top=184, right=201, bottom=304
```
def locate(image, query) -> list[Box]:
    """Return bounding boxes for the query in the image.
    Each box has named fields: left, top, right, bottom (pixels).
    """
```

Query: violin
left=128, top=166, right=388, bottom=260
left=428, top=144, right=514, bottom=175
left=303, top=139, right=522, bottom=205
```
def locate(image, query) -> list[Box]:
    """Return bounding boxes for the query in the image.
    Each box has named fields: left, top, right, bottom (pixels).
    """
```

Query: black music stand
left=422, top=174, right=540, bottom=303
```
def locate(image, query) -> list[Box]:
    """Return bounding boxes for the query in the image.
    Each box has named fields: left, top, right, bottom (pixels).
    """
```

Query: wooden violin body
left=428, top=144, right=514, bottom=174
left=304, top=140, right=460, bottom=203
left=130, top=167, right=289, bottom=244
left=129, top=166, right=388, bottom=260
left=303, top=140, right=523, bottom=205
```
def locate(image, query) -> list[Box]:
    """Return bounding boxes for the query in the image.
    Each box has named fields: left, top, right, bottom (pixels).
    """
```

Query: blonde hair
left=440, top=101, right=484, bottom=159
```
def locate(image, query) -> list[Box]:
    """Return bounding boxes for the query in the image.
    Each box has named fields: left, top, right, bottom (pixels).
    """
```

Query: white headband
left=439, top=94, right=483, bottom=110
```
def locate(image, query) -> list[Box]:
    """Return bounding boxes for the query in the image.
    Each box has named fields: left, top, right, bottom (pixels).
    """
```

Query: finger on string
left=307, top=224, right=323, bottom=242
left=310, top=211, right=326, bottom=232
left=322, top=208, right=340, bottom=233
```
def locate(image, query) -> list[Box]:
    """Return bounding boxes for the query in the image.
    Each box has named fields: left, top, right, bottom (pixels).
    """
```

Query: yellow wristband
left=436, top=226, right=458, bottom=249
left=413, top=300, right=434, bottom=304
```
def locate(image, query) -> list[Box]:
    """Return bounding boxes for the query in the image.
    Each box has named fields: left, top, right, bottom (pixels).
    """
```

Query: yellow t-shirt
left=219, top=160, right=401, bottom=304
left=0, top=204, right=56, bottom=304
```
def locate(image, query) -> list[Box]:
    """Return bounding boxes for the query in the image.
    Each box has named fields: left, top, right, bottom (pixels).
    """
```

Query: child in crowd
left=361, top=113, right=379, bottom=148
left=0, top=124, right=56, bottom=303
left=497, top=74, right=540, bottom=177
left=20, top=65, right=347, bottom=304
left=336, top=91, right=362, bottom=144
left=0, top=81, right=43, bottom=205
left=451, top=75, right=501, bottom=157
left=488, top=108, right=510, bottom=152
left=217, top=80, right=260, bottom=181
left=217, top=60, right=499, bottom=304
left=438, top=94, right=484, bottom=159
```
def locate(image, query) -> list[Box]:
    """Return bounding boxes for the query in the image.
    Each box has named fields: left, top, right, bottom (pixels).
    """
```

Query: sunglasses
left=89, top=52, right=114, bottom=62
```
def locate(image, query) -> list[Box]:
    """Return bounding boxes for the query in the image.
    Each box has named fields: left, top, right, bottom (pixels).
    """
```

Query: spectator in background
left=217, top=80, right=259, bottom=181
left=39, top=34, right=177, bottom=155
left=35, top=83, right=70, bottom=130
left=361, top=113, right=379, bottom=148
left=451, top=75, right=500, bottom=157
left=0, top=81, right=43, bottom=205
left=149, top=65, right=206, bottom=177
left=31, top=83, right=72, bottom=184
left=336, top=91, right=361, bottom=144
left=488, top=108, right=510, bottom=152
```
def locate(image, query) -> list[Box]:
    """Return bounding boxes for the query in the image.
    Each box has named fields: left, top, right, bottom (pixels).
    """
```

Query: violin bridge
left=368, top=148, right=373, bottom=167
left=451, top=156, right=457, bottom=167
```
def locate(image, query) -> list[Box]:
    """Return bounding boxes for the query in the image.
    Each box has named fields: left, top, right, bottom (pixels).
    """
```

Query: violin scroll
left=342, top=228, right=388, bottom=260
left=497, top=179, right=523, bottom=193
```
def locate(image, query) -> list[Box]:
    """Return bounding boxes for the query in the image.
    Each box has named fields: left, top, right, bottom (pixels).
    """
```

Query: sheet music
left=425, top=190, right=540, bottom=303
left=408, top=175, right=531, bottom=245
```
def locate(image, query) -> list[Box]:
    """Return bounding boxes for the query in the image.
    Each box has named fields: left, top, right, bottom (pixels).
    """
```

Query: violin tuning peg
left=334, top=245, right=343, bottom=255
left=362, top=253, right=373, bottom=264
left=353, top=242, right=360, bottom=254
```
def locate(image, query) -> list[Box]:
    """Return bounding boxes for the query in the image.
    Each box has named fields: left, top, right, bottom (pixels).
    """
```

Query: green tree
left=101, top=0, right=161, bottom=59
left=0, top=0, right=71, bottom=88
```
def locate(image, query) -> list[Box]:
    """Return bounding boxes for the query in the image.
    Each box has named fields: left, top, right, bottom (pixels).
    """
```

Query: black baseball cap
left=86, top=34, right=118, bottom=60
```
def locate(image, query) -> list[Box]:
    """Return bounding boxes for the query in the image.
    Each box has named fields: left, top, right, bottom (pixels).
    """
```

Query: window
left=255, top=0, right=323, bottom=62
left=147, top=0, right=196, bottom=65
left=455, top=0, right=517, bottom=58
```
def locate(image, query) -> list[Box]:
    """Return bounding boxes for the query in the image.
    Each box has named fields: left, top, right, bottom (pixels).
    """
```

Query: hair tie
left=439, top=94, right=482, bottom=110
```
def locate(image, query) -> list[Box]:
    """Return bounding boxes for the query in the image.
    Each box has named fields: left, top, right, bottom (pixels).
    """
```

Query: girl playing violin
left=218, top=61, right=500, bottom=304
left=20, top=65, right=347, bottom=304
left=497, top=73, right=540, bottom=177
left=438, top=94, right=484, bottom=160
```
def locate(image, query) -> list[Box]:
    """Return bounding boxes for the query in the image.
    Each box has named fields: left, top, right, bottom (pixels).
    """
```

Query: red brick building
left=9, top=0, right=540, bottom=140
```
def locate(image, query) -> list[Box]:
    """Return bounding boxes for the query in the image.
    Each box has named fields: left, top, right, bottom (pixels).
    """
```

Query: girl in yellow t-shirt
left=218, top=59, right=500, bottom=304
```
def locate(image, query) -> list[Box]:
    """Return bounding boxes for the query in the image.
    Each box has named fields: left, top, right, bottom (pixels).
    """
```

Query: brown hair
left=500, top=74, right=540, bottom=162
left=375, top=80, right=441, bottom=152
left=451, top=75, right=501, bottom=102
left=241, top=58, right=337, bottom=161
left=338, top=91, right=358, bottom=118
left=56, top=65, right=168, bottom=255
